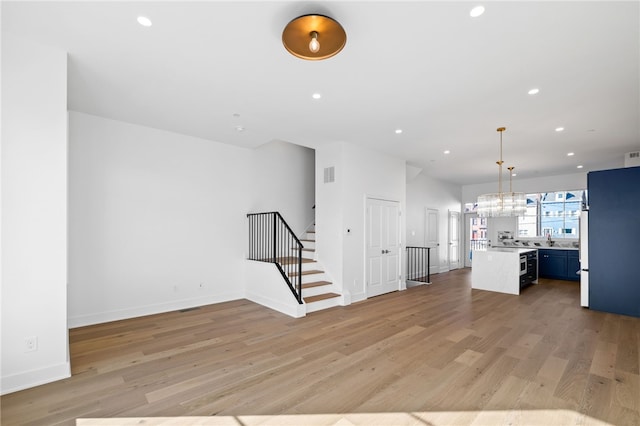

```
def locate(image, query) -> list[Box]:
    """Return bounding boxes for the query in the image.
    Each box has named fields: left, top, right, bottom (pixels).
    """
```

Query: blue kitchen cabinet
left=588, top=167, right=640, bottom=318
left=539, top=249, right=568, bottom=279
left=539, top=249, right=579, bottom=281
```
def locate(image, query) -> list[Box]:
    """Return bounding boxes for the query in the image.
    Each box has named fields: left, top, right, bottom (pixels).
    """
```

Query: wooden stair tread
left=276, top=257, right=315, bottom=265
left=300, top=239, right=315, bottom=242
left=302, top=281, right=332, bottom=289
left=288, top=269, right=324, bottom=276
left=292, top=247, right=315, bottom=252
left=304, top=293, right=340, bottom=304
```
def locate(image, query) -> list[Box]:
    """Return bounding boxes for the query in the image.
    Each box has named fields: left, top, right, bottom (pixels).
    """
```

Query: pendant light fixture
left=282, top=14, right=346, bottom=60
left=477, top=127, right=526, bottom=217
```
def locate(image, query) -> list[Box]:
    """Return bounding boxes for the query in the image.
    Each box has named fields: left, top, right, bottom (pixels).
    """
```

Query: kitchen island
left=472, top=248, right=538, bottom=295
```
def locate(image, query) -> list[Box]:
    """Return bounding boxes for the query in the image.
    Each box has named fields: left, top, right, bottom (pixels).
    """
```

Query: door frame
left=364, top=196, right=402, bottom=299
left=464, top=212, right=478, bottom=268
left=448, top=210, right=461, bottom=270
left=425, top=207, right=439, bottom=275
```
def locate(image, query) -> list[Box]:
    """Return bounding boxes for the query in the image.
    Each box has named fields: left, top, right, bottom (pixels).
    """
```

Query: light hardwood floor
left=1, top=269, right=639, bottom=425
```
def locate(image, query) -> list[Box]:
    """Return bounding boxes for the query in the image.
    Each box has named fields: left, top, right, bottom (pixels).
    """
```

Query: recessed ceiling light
left=395, top=129, right=403, bottom=134
left=577, top=165, right=584, bottom=169
left=528, top=88, right=540, bottom=95
left=555, top=127, right=565, bottom=132
left=312, top=93, right=321, bottom=99
left=567, top=152, right=575, bottom=156
left=511, top=173, right=517, bottom=177
left=470, top=6, right=485, bottom=17
left=137, top=16, right=152, bottom=27
left=444, top=150, right=450, bottom=154
left=235, top=125, right=245, bottom=132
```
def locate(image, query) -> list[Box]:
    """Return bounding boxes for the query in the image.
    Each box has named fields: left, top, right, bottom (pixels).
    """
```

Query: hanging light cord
left=508, top=166, right=515, bottom=193
left=497, top=127, right=505, bottom=195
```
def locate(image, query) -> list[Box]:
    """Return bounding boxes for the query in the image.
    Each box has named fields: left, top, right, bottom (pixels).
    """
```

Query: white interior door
left=425, top=208, right=440, bottom=275
left=366, top=198, right=400, bottom=298
left=448, top=210, right=461, bottom=270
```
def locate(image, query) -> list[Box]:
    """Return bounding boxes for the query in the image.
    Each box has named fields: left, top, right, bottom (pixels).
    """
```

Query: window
left=517, top=190, right=586, bottom=239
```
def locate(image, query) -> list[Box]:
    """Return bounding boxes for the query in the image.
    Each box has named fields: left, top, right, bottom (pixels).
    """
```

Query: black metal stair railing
left=247, top=212, right=303, bottom=304
left=406, top=246, right=431, bottom=284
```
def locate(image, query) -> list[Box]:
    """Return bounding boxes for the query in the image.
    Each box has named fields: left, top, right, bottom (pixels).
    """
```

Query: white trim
left=245, top=291, right=306, bottom=318
left=350, top=292, right=367, bottom=303
left=425, top=207, right=440, bottom=275
left=67, top=292, right=243, bottom=328
left=1, top=362, right=71, bottom=395
left=448, top=209, right=462, bottom=270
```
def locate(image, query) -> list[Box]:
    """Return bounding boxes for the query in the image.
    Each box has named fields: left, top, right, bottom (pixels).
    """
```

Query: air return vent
left=324, top=166, right=335, bottom=183
left=625, top=151, right=640, bottom=167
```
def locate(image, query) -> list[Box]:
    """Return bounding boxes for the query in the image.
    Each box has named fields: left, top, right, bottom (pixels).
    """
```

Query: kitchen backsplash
left=493, top=232, right=579, bottom=249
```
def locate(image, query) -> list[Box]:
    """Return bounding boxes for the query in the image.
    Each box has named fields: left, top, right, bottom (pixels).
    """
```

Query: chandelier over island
left=477, top=127, right=527, bottom=218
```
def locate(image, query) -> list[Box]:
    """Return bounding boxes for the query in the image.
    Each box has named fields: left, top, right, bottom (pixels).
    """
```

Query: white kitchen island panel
left=472, top=248, right=537, bottom=295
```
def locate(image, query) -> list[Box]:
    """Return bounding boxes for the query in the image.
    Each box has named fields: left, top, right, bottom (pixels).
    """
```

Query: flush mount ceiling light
left=477, top=127, right=526, bottom=218
left=282, top=14, right=346, bottom=60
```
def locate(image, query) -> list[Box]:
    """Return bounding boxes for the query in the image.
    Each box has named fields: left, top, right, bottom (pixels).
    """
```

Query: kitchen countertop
left=492, top=245, right=578, bottom=251
left=487, top=247, right=537, bottom=254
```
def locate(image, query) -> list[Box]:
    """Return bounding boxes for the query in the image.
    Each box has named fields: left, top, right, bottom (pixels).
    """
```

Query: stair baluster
left=247, top=212, right=303, bottom=304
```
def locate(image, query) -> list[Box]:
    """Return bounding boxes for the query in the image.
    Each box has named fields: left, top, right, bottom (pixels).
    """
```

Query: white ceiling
left=4, top=1, right=639, bottom=185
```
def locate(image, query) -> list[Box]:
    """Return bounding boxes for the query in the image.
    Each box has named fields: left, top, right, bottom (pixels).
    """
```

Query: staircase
left=294, top=225, right=342, bottom=314
left=246, top=212, right=341, bottom=316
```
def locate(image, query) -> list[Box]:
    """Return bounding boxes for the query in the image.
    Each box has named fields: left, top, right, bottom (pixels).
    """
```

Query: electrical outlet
left=25, top=336, right=38, bottom=352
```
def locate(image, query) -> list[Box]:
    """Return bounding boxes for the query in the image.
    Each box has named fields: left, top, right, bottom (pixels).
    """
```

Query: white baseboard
left=67, top=292, right=243, bottom=328
left=350, top=292, right=366, bottom=303
left=245, top=291, right=305, bottom=318
left=1, top=361, right=70, bottom=395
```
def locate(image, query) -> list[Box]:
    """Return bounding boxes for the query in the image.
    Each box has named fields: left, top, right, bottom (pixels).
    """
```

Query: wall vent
left=625, top=151, right=640, bottom=168
left=324, top=166, right=335, bottom=183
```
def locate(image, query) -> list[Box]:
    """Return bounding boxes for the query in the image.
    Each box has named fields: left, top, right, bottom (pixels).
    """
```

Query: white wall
left=462, top=172, right=587, bottom=204
left=249, top=140, right=315, bottom=236
left=343, top=144, right=406, bottom=301
left=1, top=35, right=70, bottom=394
left=315, top=142, right=345, bottom=295
left=245, top=260, right=305, bottom=318
left=406, top=170, right=462, bottom=272
left=68, top=112, right=250, bottom=327
left=316, top=142, right=406, bottom=303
